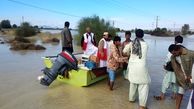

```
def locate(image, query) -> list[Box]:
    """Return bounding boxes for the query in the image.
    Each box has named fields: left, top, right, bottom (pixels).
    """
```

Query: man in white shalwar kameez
left=81, top=27, right=98, bottom=56
left=97, top=32, right=109, bottom=67
left=123, top=29, right=151, bottom=109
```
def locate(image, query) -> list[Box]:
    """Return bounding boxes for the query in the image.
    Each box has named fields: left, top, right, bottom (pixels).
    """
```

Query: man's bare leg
left=171, top=92, right=176, bottom=100
left=176, top=94, right=183, bottom=109
left=160, top=93, right=165, bottom=99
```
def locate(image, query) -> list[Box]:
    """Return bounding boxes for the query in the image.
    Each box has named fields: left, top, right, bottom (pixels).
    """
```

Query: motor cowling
left=40, top=50, right=78, bottom=86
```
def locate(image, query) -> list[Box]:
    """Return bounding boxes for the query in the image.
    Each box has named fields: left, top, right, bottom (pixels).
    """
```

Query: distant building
left=190, top=29, right=194, bottom=32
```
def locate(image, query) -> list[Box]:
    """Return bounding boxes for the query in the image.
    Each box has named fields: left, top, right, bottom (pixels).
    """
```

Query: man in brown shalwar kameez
left=168, top=44, right=194, bottom=109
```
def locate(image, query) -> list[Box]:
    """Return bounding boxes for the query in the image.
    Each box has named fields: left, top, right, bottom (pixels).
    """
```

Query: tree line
left=1, top=18, right=193, bottom=39
left=143, top=24, right=193, bottom=36
left=0, top=20, right=40, bottom=39
left=0, top=19, right=39, bottom=29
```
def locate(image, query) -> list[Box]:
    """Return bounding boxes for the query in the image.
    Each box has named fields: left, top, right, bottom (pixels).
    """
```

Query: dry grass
left=0, top=29, right=15, bottom=41
left=38, top=32, right=60, bottom=43
left=0, top=29, right=61, bottom=43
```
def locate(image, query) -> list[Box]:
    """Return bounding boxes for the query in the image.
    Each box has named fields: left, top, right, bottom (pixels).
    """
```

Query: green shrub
left=15, top=22, right=37, bottom=38
left=0, top=20, right=11, bottom=28
left=12, top=24, right=17, bottom=28
left=77, top=15, right=116, bottom=45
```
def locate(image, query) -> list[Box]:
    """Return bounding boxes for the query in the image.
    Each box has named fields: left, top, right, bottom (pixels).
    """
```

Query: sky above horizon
left=1, top=0, right=194, bottom=30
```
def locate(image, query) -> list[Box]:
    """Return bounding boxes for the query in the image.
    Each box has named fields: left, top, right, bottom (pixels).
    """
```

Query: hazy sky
left=1, top=0, right=194, bottom=30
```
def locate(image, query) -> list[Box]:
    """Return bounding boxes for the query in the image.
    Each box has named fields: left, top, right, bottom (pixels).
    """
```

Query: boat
left=42, top=55, right=107, bottom=86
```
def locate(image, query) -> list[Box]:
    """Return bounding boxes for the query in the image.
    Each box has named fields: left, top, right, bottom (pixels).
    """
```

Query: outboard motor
left=40, top=50, right=78, bottom=86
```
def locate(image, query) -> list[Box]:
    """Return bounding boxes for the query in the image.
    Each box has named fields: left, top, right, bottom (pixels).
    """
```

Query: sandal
left=139, top=106, right=149, bottom=109
left=153, top=95, right=163, bottom=100
left=129, top=100, right=135, bottom=103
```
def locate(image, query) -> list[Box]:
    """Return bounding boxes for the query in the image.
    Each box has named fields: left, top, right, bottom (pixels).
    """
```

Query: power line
left=108, top=0, right=157, bottom=18
left=104, top=0, right=158, bottom=29
left=7, top=0, right=192, bottom=29
left=7, top=0, right=82, bottom=18
left=107, top=0, right=184, bottom=28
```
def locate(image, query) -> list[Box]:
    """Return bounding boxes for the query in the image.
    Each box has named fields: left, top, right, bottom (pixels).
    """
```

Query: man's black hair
left=113, top=36, right=121, bottom=42
left=175, top=35, right=183, bottom=43
left=135, top=29, right=144, bottom=38
left=168, top=44, right=182, bottom=52
left=125, top=31, right=131, bottom=35
left=168, top=44, right=176, bottom=52
left=65, top=21, right=70, bottom=27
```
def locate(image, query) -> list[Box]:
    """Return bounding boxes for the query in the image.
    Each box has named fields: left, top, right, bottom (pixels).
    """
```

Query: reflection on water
left=0, top=34, right=194, bottom=109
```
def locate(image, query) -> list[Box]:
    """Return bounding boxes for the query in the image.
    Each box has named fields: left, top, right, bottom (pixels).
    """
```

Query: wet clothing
left=129, top=83, right=149, bottom=107
left=107, top=69, right=115, bottom=81
left=161, top=52, right=177, bottom=93
left=187, top=89, right=194, bottom=109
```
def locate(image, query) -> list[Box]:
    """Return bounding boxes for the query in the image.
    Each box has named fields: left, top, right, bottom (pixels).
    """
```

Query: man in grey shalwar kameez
left=61, top=21, right=73, bottom=53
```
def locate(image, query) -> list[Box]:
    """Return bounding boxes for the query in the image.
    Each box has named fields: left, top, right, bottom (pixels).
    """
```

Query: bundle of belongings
left=80, top=54, right=99, bottom=70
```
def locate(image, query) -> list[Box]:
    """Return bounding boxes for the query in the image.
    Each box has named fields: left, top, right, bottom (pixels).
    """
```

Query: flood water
left=0, top=31, right=194, bottom=109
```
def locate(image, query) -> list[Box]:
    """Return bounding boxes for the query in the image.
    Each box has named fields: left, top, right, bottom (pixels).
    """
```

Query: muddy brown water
left=0, top=33, right=194, bottom=109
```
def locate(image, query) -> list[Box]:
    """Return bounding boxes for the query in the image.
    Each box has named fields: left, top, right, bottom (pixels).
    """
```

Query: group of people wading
left=61, top=21, right=194, bottom=109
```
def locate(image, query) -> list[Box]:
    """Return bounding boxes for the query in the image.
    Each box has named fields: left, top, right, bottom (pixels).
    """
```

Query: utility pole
left=22, top=16, right=24, bottom=23
left=173, top=22, right=176, bottom=35
left=156, top=16, right=159, bottom=29
left=152, top=22, right=154, bottom=30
